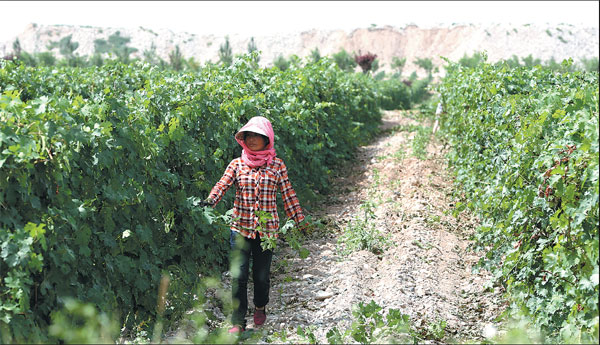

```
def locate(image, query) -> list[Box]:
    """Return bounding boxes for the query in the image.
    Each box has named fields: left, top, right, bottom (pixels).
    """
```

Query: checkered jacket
left=209, top=157, right=305, bottom=239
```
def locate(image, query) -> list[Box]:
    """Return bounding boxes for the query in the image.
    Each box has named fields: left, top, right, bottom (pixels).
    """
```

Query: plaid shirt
left=209, top=157, right=305, bottom=239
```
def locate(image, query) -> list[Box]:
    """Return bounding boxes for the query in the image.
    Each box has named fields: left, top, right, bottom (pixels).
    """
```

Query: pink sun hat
left=234, top=116, right=277, bottom=167
left=234, top=116, right=274, bottom=148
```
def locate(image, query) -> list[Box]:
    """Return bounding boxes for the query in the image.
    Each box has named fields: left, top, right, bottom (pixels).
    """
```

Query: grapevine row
left=437, top=57, right=599, bottom=342
left=0, top=55, right=411, bottom=340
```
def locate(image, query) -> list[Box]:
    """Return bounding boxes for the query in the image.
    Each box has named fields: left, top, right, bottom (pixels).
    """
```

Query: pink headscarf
left=235, top=116, right=277, bottom=168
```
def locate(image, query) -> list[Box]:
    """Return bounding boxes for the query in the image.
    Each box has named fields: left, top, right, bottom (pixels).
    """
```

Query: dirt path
left=168, top=110, right=506, bottom=343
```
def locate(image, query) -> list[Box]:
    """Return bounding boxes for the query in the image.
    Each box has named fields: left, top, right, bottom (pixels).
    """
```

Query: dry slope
left=2, top=22, right=598, bottom=77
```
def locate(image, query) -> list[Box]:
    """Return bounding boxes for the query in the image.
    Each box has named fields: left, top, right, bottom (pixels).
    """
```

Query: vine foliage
left=0, top=54, right=384, bottom=340
left=437, top=55, right=599, bottom=342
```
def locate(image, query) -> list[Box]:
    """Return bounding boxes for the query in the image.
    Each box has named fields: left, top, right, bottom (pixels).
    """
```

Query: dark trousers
left=229, top=230, right=273, bottom=327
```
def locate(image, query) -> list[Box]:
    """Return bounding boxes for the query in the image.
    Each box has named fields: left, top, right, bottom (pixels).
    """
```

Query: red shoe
left=228, top=325, right=245, bottom=334
left=253, top=307, right=266, bottom=326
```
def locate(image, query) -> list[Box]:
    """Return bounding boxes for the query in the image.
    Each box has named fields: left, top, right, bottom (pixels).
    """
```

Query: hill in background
left=1, top=22, right=598, bottom=77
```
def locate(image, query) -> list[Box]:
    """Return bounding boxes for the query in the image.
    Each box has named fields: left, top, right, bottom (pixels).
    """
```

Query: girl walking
left=205, top=116, right=305, bottom=333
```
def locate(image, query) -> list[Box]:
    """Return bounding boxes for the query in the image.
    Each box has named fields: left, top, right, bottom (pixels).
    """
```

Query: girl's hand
left=200, top=197, right=214, bottom=207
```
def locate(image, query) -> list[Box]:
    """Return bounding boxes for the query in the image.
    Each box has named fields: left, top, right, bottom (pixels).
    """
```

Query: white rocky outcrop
left=1, top=22, right=598, bottom=77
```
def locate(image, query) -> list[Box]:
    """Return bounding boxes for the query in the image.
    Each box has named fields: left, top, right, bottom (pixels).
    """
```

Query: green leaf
left=79, top=245, right=91, bottom=257
left=550, top=165, right=565, bottom=176
left=74, top=225, right=91, bottom=247
left=298, top=248, right=310, bottom=259
left=24, top=222, right=46, bottom=240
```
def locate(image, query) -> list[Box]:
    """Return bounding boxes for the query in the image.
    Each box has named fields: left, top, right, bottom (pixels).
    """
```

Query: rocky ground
left=163, top=109, right=507, bottom=344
